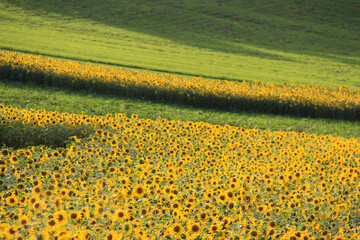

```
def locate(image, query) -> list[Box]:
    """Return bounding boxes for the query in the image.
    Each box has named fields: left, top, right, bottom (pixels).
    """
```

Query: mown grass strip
left=1, top=80, right=359, bottom=142
left=1, top=51, right=359, bottom=121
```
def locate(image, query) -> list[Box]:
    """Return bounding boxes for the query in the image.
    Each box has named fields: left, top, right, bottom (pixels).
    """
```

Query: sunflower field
left=1, top=51, right=359, bottom=120
left=1, top=103, right=360, bottom=239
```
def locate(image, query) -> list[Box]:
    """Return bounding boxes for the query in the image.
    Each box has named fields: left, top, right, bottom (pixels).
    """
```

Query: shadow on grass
left=2, top=0, right=360, bottom=64
left=1, top=63, right=359, bottom=122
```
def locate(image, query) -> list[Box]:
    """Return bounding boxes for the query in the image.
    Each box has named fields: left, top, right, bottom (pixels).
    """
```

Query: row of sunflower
left=1, top=50, right=359, bottom=120
left=0, top=104, right=100, bottom=148
left=0, top=104, right=360, bottom=239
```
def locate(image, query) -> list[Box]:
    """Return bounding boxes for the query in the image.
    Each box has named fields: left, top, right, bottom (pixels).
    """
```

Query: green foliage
left=0, top=118, right=94, bottom=149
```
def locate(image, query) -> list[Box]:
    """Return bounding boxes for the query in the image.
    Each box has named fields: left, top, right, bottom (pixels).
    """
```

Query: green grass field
left=1, top=0, right=359, bottom=89
left=0, top=0, right=359, bottom=143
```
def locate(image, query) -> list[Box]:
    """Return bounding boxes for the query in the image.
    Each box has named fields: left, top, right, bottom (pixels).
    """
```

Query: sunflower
left=250, top=230, right=258, bottom=237
left=333, top=236, right=345, bottom=240
left=32, top=185, right=42, bottom=196
left=268, top=221, right=276, bottom=229
left=131, top=114, right=138, bottom=120
left=172, top=209, right=182, bottom=219
left=10, top=155, right=19, bottom=164
left=209, top=222, right=220, bottom=234
left=55, top=227, right=70, bottom=239
left=19, top=215, right=30, bottom=226
left=228, top=201, right=236, bottom=211
left=114, top=210, right=127, bottom=221
left=163, top=186, right=172, bottom=195
left=33, top=200, right=45, bottom=212
left=171, top=201, right=181, bottom=210
left=54, top=210, right=68, bottom=226
left=216, top=193, right=228, bottom=204
left=0, top=165, right=8, bottom=174
left=301, top=233, right=311, bottom=240
left=6, top=196, right=18, bottom=206
left=4, top=226, right=18, bottom=238
left=226, top=190, right=235, bottom=199
left=119, top=177, right=130, bottom=186
left=47, top=219, right=59, bottom=231
left=79, top=207, right=90, bottom=219
left=28, top=196, right=39, bottom=205
left=77, top=229, right=93, bottom=240
left=204, top=191, right=213, bottom=201
left=115, top=191, right=127, bottom=205
left=168, top=193, right=177, bottom=202
left=1, top=148, right=9, bottom=156
left=94, top=205, right=104, bottom=218
left=146, top=146, right=155, bottom=153
left=110, top=139, right=118, bottom=147
left=257, top=205, right=267, bottom=214
left=169, top=223, right=183, bottom=236
left=54, top=197, right=62, bottom=210
left=44, top=190, right=53, bottom=198
left=105, top=230, right=118, bottom=240
left=69, top=211, right=81, bottom=221
left=133, top=185, right=146, bottom=197
left=187, top=220, right=201, bottom=236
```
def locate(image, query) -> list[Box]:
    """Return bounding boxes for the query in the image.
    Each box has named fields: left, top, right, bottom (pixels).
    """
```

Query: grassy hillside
left=1, top=2, right=360, bottom=238
left=1, top=0, right=359, bottom=89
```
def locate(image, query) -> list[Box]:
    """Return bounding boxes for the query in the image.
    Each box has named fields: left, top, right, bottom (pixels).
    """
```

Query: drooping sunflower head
left=54, top=210, right=68, bottom=226
left=69, top=211, right=81, bottom=221
left=105, top=230, right=118, bottom=240
left=47, top=219, right=59, bottom=231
